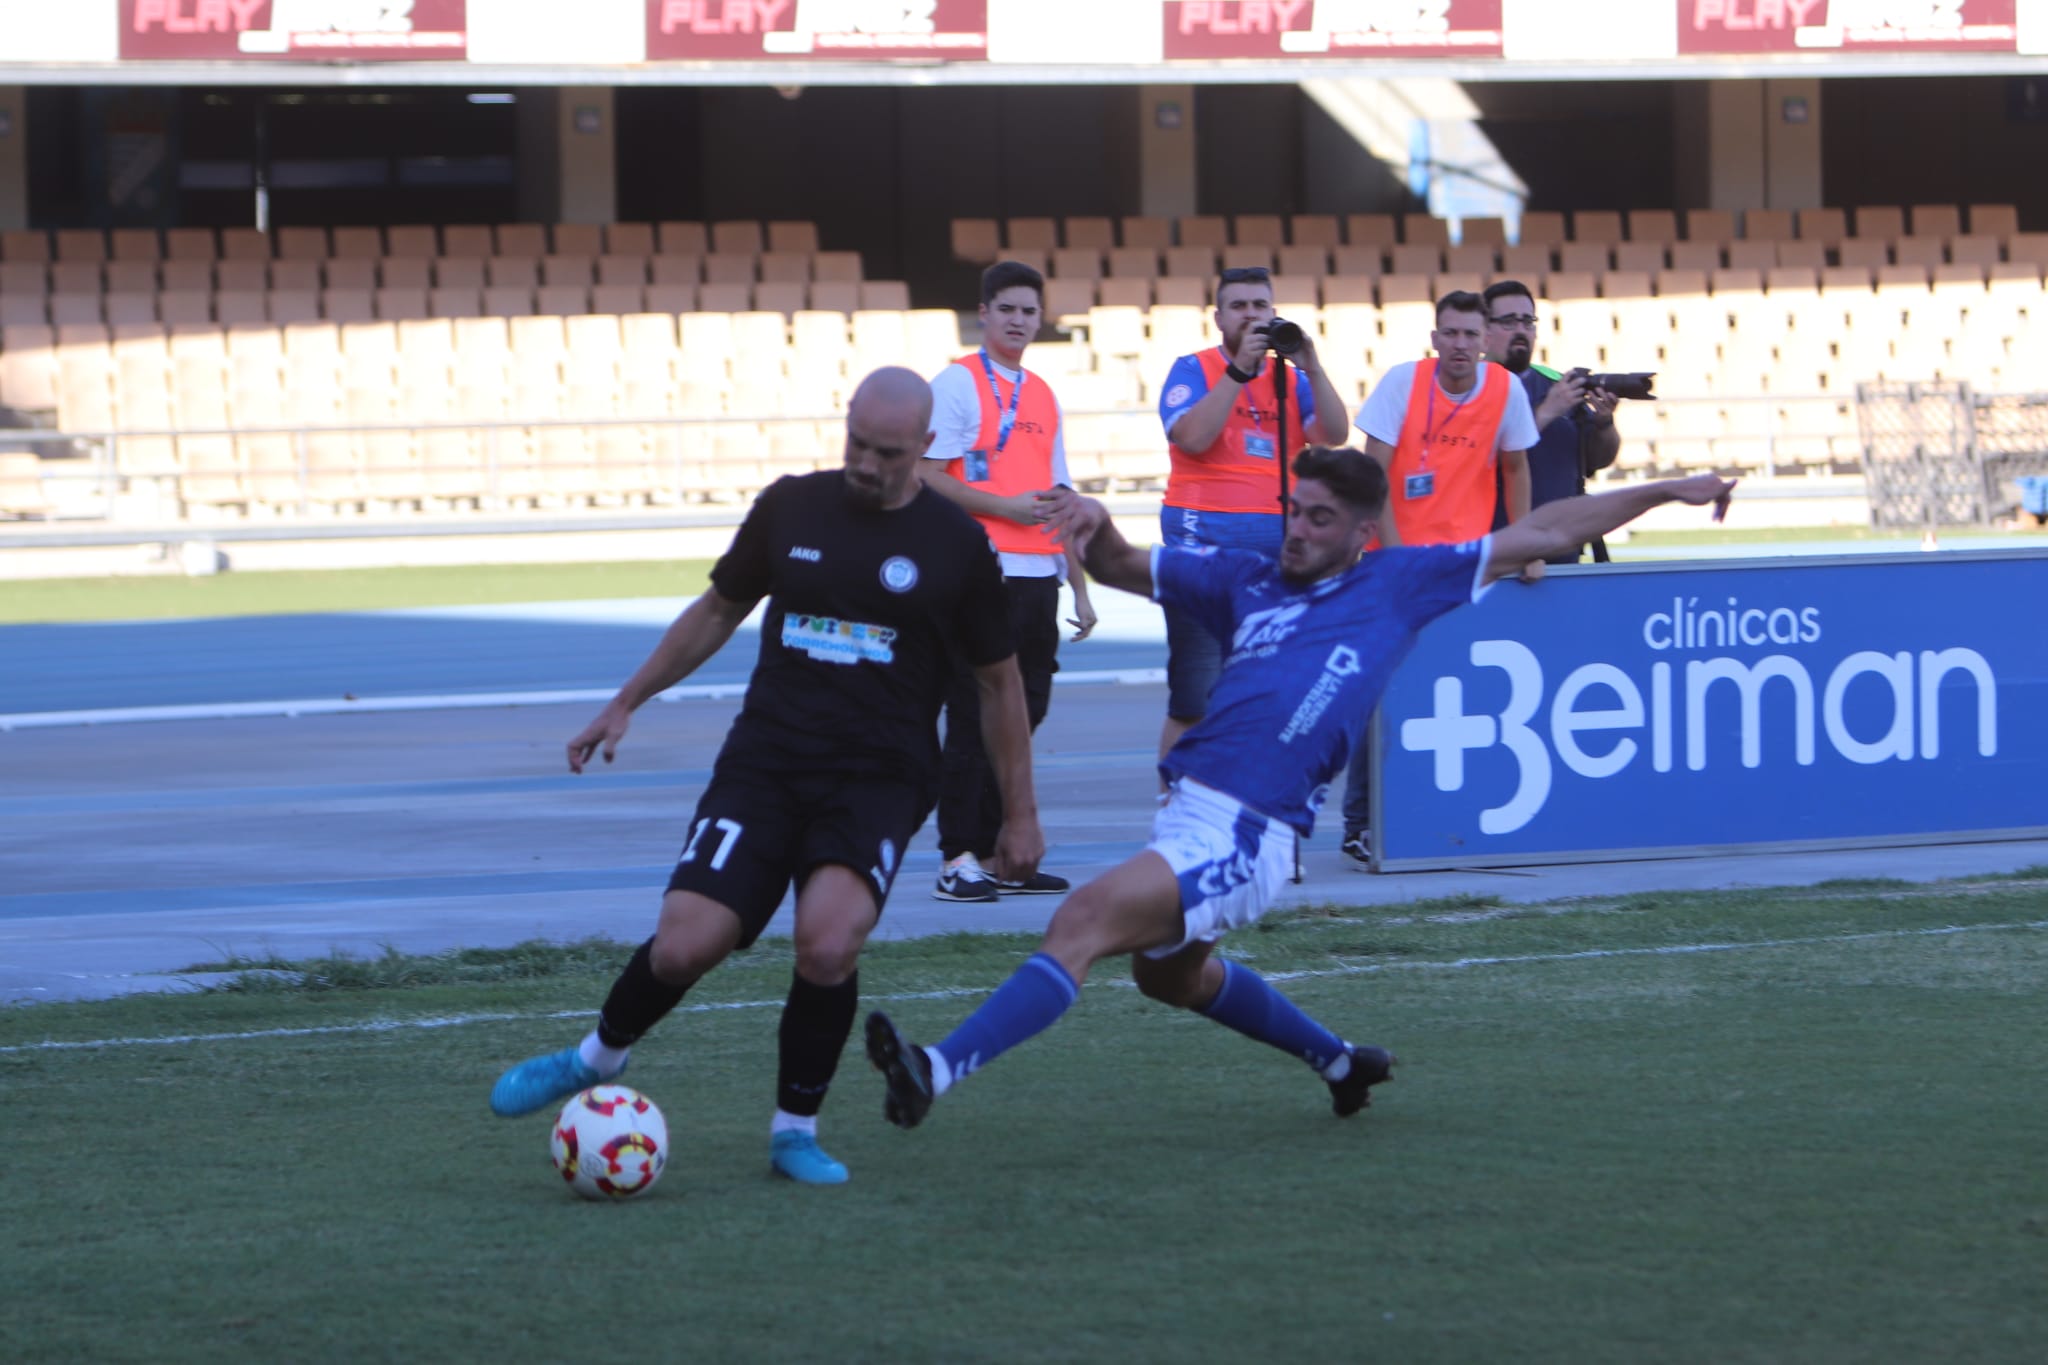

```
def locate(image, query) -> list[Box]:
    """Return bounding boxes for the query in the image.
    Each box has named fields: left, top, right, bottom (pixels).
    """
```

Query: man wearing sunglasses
left=1154, top=266, right=1351, bottom=764
left=1480, top=279, right=1622, bottom=563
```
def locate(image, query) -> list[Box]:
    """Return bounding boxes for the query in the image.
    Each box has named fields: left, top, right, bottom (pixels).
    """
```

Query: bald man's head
left=850, top=366, right=934, bottom=431
left=842, top=366, right=936, bottom=511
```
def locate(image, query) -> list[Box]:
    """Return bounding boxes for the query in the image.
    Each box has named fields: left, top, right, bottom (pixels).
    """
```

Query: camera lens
left=1266, top=319, right=1305, bottom=356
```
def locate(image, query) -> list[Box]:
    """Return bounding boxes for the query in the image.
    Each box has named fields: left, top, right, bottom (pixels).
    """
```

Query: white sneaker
left=934, top=853, right=999, bottom=903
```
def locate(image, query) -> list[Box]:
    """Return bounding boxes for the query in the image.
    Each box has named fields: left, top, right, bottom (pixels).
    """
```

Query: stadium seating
left=2, top=203, right=2041, bottom=519
left=0, top=220, right=872, bottom=326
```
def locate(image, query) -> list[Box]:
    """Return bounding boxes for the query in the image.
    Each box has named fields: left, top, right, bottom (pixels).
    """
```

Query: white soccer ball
left=550, top=1086, right=669, bottom=1201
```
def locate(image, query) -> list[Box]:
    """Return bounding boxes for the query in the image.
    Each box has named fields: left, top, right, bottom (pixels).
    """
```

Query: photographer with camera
left=1338, top=289, right=1539, bottom=865
left=1481, top=280, right=1630, bottom=564
left=1153, top=265, right=1350, bottom=763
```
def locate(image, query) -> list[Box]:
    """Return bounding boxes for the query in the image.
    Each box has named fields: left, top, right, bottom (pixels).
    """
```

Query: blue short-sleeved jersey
left=1154, top=539, right=1493, bottom=834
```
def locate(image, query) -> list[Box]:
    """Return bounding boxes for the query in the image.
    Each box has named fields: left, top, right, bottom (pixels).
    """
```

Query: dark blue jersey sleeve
left=1154, top=545, right=1268, bottom=646
left=1158, top=353, right=1210, bottom=438
left=1390, top=537, right=1494, bottom=632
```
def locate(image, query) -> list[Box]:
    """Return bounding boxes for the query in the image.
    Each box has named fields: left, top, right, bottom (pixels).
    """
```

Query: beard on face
left=1279, top=538, right=1336, bottom=584
left=842, top=469, right=887, bottom=509
left=1499, top=336, right=1533, bottom=374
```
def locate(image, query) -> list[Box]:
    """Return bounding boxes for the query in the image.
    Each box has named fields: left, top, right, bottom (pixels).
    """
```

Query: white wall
left=467, top=0, right=645, bottom=65
left=0, top=3, right=118, bottom=62
left=989, top=0, right=1161, bottom=63
left=1502, top=0, right=1679, bottom=62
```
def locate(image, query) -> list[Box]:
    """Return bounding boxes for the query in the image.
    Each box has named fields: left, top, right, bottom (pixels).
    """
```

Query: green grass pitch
left=5, top=879, right=2046, bottom=1363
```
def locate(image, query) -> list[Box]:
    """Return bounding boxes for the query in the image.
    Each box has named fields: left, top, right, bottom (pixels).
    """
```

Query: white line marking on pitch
left=6, top=917, right=2043, bottom=1056
left=0, top=670, right=1166, bottom=731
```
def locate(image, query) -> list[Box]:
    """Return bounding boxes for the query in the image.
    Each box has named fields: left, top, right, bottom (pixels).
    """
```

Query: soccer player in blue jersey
left=865, top=446, right=1733, bottom=1128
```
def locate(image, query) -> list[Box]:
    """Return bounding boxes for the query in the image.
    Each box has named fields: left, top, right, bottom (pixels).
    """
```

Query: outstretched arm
left=1484, top=474, right=1735, bottom=585
left=566, top=588, right=757, bottom=772
left=1036, top=488, right=1154, bottom=598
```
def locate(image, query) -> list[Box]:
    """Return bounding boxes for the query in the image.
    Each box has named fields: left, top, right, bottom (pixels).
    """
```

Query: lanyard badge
left=1406, top=375, right=1451, bottom=500
left=978, top=349, right=1024, bottom=459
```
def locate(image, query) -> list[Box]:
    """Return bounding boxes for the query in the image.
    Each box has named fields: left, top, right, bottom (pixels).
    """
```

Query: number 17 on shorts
left=679, top=816, right=744, bottom=871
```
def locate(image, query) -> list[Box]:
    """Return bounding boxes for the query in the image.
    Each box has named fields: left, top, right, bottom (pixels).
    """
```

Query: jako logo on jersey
left=789, top=546, right=821, bottom=561
left=1400, top=634, right=1999, bottom=836
left=880, top=556, right=919, bottom=592
left=1231, top=601, right=1309, bottom=658
left=1279, top=644, right=1363, bottom=742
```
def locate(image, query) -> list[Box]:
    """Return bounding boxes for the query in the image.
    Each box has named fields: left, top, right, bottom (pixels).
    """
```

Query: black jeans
left=937, top=575, right=1060, bottom=861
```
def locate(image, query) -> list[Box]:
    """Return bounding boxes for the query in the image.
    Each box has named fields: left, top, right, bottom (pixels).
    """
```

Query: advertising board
left=1676, top=0, right=2019, bottom=55
left=1161, top=1, right=1505, bottom=59
left=119, top=1, right=468, bottom=60
left=645, top=0, right=989, bottom=60
left=1372, top=551, right=2048, bottom=868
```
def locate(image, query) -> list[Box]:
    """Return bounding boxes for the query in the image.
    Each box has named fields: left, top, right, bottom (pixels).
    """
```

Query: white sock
left=925, top=1045, right=954, bottom=1097
left=945, top=852, right=983, bottom=874
left=577, top=1032, right=630, bottom=1078
left=1320, top=1050, right=1353, bottom=1082
left=771, top=1110, right=818, bottom=1137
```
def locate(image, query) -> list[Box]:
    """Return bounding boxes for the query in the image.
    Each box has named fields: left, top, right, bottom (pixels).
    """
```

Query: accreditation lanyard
left=1418, top=381, right=1440, bottom=469
left=1225, top=347, right=1282, bottom=463
left=979, top=349, right=1024, bottom=458
left=1417, top=367, right=1474, bottom=469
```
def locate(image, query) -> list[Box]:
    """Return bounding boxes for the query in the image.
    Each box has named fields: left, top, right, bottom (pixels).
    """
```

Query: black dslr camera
left=1567, top=368, right=1656, bottom=401
left=1256, top=318, right=1307, bottom=358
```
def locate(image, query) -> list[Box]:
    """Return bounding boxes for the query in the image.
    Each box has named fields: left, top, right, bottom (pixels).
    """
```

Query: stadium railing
left=944, top=204, right=2024, bottom=262
left=0, top=391, right=1881, bottom=526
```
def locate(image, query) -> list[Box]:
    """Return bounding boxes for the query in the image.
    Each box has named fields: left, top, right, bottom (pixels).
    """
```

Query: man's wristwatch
left=1224, top=361, right=1257, bottom=384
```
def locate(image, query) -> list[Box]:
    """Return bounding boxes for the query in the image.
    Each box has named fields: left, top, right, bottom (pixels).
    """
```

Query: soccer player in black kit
left=490, top=367, right=1046, bottom=1186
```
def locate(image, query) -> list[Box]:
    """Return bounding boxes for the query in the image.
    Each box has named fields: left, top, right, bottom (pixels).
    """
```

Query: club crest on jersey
left=880, top=556, right=919, bottom=593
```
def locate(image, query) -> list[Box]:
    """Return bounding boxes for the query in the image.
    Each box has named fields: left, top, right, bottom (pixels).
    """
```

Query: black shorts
left=663, top=762, right=935, bottom=949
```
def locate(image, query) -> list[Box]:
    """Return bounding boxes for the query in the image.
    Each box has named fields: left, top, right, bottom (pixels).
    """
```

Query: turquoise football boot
left=490, top=1046, right=616, bottom=1117
left=770, top=1131, right=849, bottom=1185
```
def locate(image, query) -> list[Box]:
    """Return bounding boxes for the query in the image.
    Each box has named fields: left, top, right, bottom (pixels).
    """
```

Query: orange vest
left=1165, top=348, right=1307, bottom=516
left=1387, top=360, right=1513, bottom=546
left=942, top=352, right=1064, bottom=558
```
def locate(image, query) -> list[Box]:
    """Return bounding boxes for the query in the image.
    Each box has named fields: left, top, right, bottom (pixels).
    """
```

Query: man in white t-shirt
left=1355, top=289, right=1540, bottom=549
left=920, top=260, right=1096, bottom=902
left=1340, top=290, right=1540, bottom=863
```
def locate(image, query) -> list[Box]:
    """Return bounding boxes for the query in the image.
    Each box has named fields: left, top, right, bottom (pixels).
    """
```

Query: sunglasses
left=1218, top=267, right=1272, bottom=285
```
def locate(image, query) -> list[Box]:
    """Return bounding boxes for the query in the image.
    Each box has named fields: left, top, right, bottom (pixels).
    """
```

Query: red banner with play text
left=1162, top=0, right=1505, bottom=59
left=1676, top=0, right=2018, bottom=54
left=646, top=0, right=989, bottom=61
left=120, top=1, right=468, bottom=61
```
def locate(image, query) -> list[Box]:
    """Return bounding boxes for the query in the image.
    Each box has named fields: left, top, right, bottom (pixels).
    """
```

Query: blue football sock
left=932, top=953, right=1079, bottom=1091
left=1199, top=960, right=1347, bottom=1073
